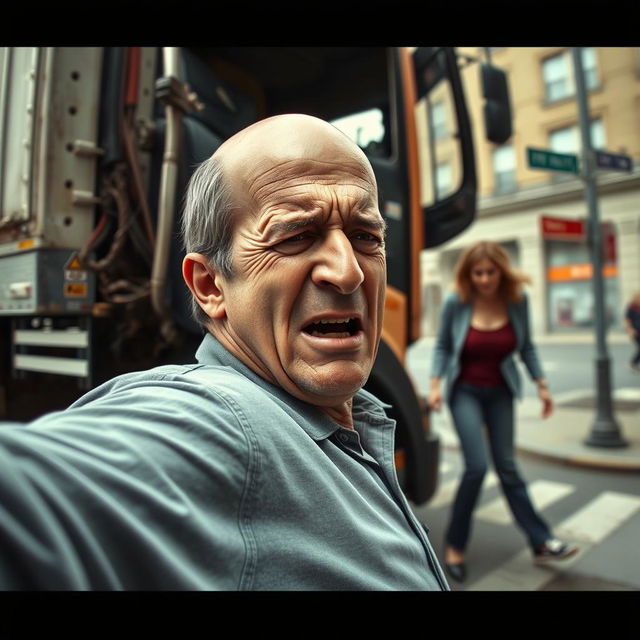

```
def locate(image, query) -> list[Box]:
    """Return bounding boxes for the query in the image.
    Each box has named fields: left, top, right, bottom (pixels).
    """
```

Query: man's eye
left=274, top=234, right=315, bottom=254
left=352, top=232, right=383, bottom=250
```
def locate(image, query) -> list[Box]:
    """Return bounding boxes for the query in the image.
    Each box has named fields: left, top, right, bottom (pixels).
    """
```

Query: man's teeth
left=307, top=317, right=355, bottom=338
left=309, top=330, right=351, bottom=338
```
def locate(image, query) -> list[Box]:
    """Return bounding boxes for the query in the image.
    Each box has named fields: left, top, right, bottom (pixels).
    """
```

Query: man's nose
left=311, top=231, right=365, bottom=294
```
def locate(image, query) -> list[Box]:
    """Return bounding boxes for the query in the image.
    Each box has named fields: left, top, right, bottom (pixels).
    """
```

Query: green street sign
left=527, top=147, right=579, bottom=173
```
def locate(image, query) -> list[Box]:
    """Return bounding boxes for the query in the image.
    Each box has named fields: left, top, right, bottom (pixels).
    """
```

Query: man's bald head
left=214, top=114, right=377, bottom=214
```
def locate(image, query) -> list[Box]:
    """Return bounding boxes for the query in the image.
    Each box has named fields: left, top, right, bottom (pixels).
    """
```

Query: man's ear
left=182, top=253, right=227, bottom=319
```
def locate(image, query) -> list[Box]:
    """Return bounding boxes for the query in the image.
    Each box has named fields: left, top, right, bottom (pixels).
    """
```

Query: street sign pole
left=572, top=47, right=628, bottom=448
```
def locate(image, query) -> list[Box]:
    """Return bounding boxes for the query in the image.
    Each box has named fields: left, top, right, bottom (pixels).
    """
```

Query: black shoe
left=445, top=561, right=466, bottom=583
left=533, top=538, right=579, bottom=564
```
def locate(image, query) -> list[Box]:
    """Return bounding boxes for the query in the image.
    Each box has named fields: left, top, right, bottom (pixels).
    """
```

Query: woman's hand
left=537, top=383, right=553, bottom=419
left=428, top=380, right=443, bottom=413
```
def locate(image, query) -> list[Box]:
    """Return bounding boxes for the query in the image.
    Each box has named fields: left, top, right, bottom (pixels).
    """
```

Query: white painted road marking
left=474, top=480, right=575, bottom=525
left=466, top=490, right=640, bottom=591
left=554, top=491, right=640, bottom=544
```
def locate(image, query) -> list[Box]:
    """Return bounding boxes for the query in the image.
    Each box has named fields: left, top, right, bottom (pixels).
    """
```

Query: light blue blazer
left=430, top=291, right=545, bottom=402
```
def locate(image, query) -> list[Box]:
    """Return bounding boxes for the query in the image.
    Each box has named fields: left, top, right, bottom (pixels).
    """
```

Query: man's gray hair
left=181, top=154, right=236, bottom=327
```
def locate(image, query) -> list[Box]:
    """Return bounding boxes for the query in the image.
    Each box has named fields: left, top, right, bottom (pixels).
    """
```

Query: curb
left=440, top=434, right=640, bottom=472
left=515, top=442, right=640, bottom=472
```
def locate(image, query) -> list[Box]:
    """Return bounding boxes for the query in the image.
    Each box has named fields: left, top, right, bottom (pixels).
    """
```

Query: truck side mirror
left=481, top=63, right=512, bottom=144
left=412, top=47, right=477, bottom=248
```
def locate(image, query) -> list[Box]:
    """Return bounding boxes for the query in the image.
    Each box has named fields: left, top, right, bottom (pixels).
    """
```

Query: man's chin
left=290, top=365, right=370, bottom=407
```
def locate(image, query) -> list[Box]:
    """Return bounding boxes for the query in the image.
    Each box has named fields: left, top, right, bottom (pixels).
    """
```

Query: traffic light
left=481, top=63, right=512, bottom=144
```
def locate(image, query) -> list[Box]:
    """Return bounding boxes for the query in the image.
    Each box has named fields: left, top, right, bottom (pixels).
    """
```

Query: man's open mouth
left=302, top=317, right=361, bottom=338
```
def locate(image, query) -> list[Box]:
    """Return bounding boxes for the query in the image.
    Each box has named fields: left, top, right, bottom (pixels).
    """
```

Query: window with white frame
left=581, top=47, right=598, bottom=90
left=549, top=118, right=605, bottom=153
left=492, top=144, right=517, bottom=194
left=436, top=162, right=452, bottom=199
left=542, top=48, right=598, bottom=103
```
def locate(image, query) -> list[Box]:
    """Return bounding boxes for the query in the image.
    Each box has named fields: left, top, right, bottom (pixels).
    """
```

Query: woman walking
left=624, top=291, right=640, bottom=372
left=428, top=241, right=577, bottom=583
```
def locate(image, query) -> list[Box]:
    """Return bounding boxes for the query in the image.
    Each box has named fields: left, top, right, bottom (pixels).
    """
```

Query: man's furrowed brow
left=354, top=193, right=386, bottom=235
left=265, top=214, right=323, bottom=237
left=356, top=214, right=387, bottom=237
left=266, top=213, right=386, bottom=238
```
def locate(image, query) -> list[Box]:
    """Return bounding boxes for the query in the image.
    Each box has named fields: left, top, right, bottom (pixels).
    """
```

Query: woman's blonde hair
left=453, top=240, right=531, bottom=303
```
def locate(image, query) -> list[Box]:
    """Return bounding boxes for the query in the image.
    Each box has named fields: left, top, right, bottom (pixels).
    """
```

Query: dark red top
left=459, top=321, right=517, bottom=387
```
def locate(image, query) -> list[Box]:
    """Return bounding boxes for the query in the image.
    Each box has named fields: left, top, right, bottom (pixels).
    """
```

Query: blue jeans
left=632, top=335, right=640, bottom=366
left=446, top=381, right=552, bottom=551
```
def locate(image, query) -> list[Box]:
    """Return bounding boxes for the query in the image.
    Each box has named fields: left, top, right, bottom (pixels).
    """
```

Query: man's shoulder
left=73, top=362, right=269, bottom=413
left=65, top=362, right=291, bottom=447
left=108, top=362, right=267, bottom=396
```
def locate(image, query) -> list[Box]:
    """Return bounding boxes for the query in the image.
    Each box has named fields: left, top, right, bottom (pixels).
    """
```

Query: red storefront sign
left=540, top=215, right=585, bottom=240
left=541, top=215, right=617, bottom=262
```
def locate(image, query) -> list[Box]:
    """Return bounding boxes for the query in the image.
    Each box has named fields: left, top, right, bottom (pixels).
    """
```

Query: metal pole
left=571, top=47, right=628, bottom=448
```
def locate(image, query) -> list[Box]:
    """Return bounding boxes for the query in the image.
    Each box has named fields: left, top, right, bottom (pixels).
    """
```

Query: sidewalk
left=431, top=390, right=640, bottom=472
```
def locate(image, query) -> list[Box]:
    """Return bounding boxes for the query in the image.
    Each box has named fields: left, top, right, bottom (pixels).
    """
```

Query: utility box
left=0, top=248, right=95, bottom=315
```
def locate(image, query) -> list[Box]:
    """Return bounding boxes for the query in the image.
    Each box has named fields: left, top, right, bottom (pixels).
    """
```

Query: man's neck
left=321, top=401, right=355, bottom=430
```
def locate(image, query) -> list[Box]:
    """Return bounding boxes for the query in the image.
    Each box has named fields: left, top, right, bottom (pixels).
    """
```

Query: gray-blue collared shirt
left=0, top=333, right=448, bottom=590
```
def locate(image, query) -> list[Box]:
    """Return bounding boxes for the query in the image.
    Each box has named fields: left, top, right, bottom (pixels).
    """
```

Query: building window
left=543, top=53, right=571, bottom=102
left=492, top=144, right=517, bottom=194
left=542, top=48, right=598, bottom=103
left=581, top=47, right=598, bottom=90
left=436, top=162, right=452, bottom=199
left=430, top=100, right=447, bottom=140
left=549, top=118, right=606, bottom=153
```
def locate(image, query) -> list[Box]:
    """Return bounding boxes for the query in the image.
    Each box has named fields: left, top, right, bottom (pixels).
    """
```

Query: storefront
left=542, top=215, right=620, bottom=332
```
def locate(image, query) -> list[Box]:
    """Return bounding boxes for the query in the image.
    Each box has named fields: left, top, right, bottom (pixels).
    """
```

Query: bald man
left=0, top=115, right=448, bottom=590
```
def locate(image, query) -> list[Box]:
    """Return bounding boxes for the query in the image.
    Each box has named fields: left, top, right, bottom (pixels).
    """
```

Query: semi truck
left=0, top=46, right=511, bottom=505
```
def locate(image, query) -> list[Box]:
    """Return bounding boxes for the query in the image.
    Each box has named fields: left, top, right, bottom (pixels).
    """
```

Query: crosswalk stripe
left=466, top=547, right=563, bottom=591
left=474, top=480, right=575, bottom=525
left=428, top=471, right=499, bottom=509
left=554, top=491, right=640, bottom=544
left=466, top=490, right=640, bottom=591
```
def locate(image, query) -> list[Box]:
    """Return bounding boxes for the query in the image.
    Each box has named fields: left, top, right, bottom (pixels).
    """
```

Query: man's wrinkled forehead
left=215, top=115, right=377, bottom=200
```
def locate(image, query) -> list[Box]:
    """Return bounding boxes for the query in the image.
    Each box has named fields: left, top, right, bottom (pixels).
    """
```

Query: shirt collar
left=195, top=333, right=393, bottom=441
